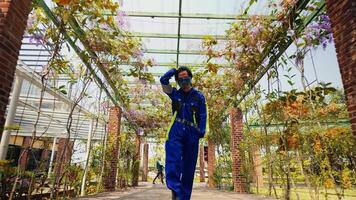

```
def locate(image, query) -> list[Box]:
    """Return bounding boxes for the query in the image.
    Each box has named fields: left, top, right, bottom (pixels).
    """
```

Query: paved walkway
left=77, top=182, right=276, bottom=200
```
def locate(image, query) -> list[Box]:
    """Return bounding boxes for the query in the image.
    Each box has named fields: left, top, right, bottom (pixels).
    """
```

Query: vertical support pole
left=199, top=144, right=205, bottom=182
left=0, top=75, right=23, bottom=160
left=81, top=119, right=94, bottom=196
left=48, top=137, right=57, bottom=177
left=230, top=108, right=247, bottom=193
left=142, top=143, right=149, bottom=182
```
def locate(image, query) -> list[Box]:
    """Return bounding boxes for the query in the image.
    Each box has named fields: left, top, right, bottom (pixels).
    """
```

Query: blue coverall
left=160, top=69, right=207, bottom=200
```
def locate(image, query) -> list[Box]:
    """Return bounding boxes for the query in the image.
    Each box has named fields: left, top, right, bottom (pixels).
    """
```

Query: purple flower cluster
left=250, top=23, right=264, bottom=38
left=28, top=33, right=44, bottom=46
left=116, top=10, right=129, bottom=30
left=126, top=108, right=159, bottom=129
left=304, top=14, right=333, bottom=49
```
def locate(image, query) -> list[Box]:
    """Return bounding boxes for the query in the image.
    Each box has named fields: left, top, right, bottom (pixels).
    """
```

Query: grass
left=251, top=186, right=356, bottom=200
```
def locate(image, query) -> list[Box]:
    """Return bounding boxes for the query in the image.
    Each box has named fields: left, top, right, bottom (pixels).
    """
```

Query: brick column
left=132, top=135, right=141, bottom=186
left=252, top=146, right=263, bottom=188
left=207, top=138, right=216, bottom=188
left=326, top=0, right=356, bottom=137
left=18, top=136, right=31, bottom=170
left=199, top=144, right=205, bottom=182
left=230, top=108, right=247, bottom=193
left=41, top=149, right=50, bottom=160
left=0, top=0, right=32, bottom=130
left=54, top=138, right=73, bottom=175
left=103, top=107, right=121, bottom=191
left=142, top=143, right=149, bottom=182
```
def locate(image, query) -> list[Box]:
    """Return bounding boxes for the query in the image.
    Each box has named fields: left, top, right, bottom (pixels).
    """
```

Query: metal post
left=48, top=136, right=57, bottom=177
left=81, top=119, right=94, bottom=196
left=0, top=75, right=23, bottom=160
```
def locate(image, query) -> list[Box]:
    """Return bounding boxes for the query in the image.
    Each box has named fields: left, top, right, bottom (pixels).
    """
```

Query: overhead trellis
left=234, top=0, right=326, bottom=106
left=32, top=0, right=159, bottom=132
left=34, top=0, right=122, bottom=108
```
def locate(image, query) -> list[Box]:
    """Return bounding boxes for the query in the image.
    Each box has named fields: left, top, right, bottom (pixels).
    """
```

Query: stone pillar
left=326, top=0, right=356, bottom=137
left=103, top=107, right=121, bottom=191
left=252, top=146, right=263, bottom=188
left=230, top=108, right=247, bottom=193
left=207, top=138, right=216, bottom=188
left=54, top=138, right=73, bottom=175
left=142, top=143, right=149, bottom=182
left=0, top=0, right=32, bottom=130
left=18, top=136, right=31, bottom=170
left=132, top=135, right=141, bottom=186
left=199, top=144, right=205, bottom=182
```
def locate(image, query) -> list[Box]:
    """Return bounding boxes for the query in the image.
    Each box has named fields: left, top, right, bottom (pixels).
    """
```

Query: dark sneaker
left=172, top=190, right=178, bottom=200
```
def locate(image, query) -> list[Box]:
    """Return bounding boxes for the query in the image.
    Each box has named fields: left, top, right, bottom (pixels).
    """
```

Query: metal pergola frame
left=234, top=0, right=326, bottom=106
left=21, top=0, right=264, bottom=81
left=19, top=0, right=325, bottom=108
left=12, top=62, right=107, bottom=140
left=9, top=0, right=326, bottom=143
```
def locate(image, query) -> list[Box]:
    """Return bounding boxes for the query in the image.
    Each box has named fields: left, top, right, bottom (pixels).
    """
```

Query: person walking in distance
left=153, top=158, right=164, bottom=184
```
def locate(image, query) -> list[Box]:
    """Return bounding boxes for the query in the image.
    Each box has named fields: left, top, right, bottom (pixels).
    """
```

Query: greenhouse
left=0, top=0, right=355, bottom=199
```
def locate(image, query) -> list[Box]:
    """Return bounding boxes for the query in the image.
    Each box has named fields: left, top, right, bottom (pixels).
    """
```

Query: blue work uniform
left=160, top=69, right=207, bottom=200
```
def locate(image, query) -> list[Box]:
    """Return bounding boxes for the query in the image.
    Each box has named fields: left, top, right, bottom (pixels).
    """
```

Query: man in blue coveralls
left=160, top=66, right=208, bottom=200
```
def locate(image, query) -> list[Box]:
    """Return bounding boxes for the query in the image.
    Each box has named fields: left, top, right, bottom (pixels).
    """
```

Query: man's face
left=178, top=71, right=189, bottom=79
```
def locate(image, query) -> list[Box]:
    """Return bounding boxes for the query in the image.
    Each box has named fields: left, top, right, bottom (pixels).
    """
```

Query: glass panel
left=142, top=38, right=177, bottom=50
left=182, top=0, right=271, bottom=15
left=180, top=18, right=234, bottom=35
left=126, top=17, right=178, bottom=34
left=120, top=0, right=179, bottom=13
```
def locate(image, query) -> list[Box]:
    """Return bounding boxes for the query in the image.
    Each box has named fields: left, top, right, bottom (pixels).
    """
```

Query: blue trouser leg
left=180, top=126, right=199, bottom=200
left=166, top=123, right=199, bottom=200
left=165, top=123, right=183, bottom=197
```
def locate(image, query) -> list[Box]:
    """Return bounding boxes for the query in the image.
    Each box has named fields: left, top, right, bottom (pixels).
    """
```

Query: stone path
left=77, top=182, right=276, bottom=200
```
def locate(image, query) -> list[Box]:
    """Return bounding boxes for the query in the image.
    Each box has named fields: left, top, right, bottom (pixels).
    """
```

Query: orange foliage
left=56, top=0, right=72, bottom=6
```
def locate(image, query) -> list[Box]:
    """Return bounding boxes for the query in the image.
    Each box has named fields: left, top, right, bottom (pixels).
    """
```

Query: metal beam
left=248, top=119, right=350, bottom=128
left=119, top=61, right=229, bottom=68
left=144, top=49, right=202, bottom=55
left=131, top=32, right=226, bottom=40
left=123, top=11, right=268, bottom=20
left=176, top=0, right=183, bottom=67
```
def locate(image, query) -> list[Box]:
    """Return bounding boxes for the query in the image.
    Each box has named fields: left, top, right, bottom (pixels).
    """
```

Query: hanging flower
left=303, top=14, right=333, bottom=49
left=116, top=10, right=129, bottom=29
left=28, top=33, right=44, bottom=46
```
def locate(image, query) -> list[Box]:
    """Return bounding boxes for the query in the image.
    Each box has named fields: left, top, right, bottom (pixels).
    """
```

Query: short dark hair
left=175, top=66, right=193, bottom=81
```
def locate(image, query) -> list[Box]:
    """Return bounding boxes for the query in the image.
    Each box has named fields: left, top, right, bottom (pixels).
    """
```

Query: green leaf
left=287, top=80, right=294, bottom=86
left=60, top=89, right=67, bottom=95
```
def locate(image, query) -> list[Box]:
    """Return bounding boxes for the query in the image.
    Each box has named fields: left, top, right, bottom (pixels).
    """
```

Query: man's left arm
left=198, top=94, right=207, bottom=138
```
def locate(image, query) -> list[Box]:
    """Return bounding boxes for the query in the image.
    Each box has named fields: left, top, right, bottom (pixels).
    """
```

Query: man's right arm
left=160, top=68, right=176, bottom=94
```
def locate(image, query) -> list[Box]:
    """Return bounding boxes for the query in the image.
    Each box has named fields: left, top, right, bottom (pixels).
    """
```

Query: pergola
left=1, top=0, right=325, bottom=164
left=2, top=0, right=354, bottom=198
